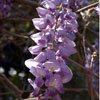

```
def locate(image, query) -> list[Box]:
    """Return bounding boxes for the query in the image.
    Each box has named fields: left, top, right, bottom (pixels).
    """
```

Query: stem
left=64, top=57, right=99, bottom=79
left=82, top=22, right=95, bottom=100
left=82, top=22, right=89, bottom=60
left=0, top=73, right=23, bottom=100
left=89, top=52, right=98, bottom=100
left=76, top=2, right=99, bottom=13
left=87, top=27, right=99, bottom=37
left=77, top=32, right=98, bottom=53
left=14, top=0, right=39, bottom=7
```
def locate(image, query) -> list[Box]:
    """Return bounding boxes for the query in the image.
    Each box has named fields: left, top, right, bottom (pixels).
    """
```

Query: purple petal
left=46, top=74, right=64, bottom=93
left=30, top=67, right=46, bottom=78
left=25, top=59, right=39, bottom=69
left=53, top=75, right=64, bottom=94
left=56, top=27, right=67, bottom=37
left=28, top=45, right=42, bottom=55
left=43, top=60, right=60, bottom=72
left=34, top=77, right=44, bottom=87
left=67, top=32, right=76, bottom=40
left=95, top=5, right=100, bottom=15
left=57, top=64, right=73, bottom=83
left=45, top=49, right=56, bottom=60
left=30, top=32, right=42, bottom=41
left=32, top=18, right=47, bottom=30
left=58, top=46, right=77, bottom=57
left=31, top=32, right=47, bottom=47
left=45, top=88, right=55, bottom=99
left=28, top=79, right=40, bottom=94
left=28, top=79, right=34, bottom=88
left=66, top=9, right=78, bottom=19
left=28, top=77, right=44, bottom=88
left=51, top=0, right=61, bottom=6
left=45, top=30, right=55, bottom=42
left=56, top=57, right=66, bottom=65
left=30, top=88, right=40, bottom=97
left=45, top=71, right=53, bottom=80
left=45, top=14, right=54, bottom=25
left=41, top=0, right=56, bottom=9
left=62, top=0, right=69, bottom=7
left=55, top=94, right=62, bottom=100
left=34, top=52, right=47, bottom=63
left=36, top=7, right=49, bottom=17
left=38, top=39, right=47, bottom=47
left=64, top=37, right=76, bottom=47
left=65, top=24, right=78, bottom=33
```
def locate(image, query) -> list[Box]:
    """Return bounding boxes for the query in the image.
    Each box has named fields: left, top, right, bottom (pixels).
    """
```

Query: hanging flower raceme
left=95, top=4, right=100, bottom=15
left=25, top=0, right=78, bottom=99
left=0, top=0, right=11, bottom=17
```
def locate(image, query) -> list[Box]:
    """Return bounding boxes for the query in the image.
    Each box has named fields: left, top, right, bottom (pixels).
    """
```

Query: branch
left=0, top=92, right=13, bottom=96
left=82, top=22, right=89, bottom=60
left=1, top=28, right=29, bottom=39
left=87, top=54, right=95, bottom=100
left=23, top=88, right=87, bottom=100
left=64, top=57, right=99, bottom=79
left=24, top=98, right=37, bottom=100
left=0, top=73, right=23, bottom=100
left=0, top=17, right=32, bottom=21
left=76, top=2, right=99, bottom=13
left=87, top=27, right=99, bottom=37
left=13, top=0, right=40, bottom=7
left=76, top=33, right=98, bottom=53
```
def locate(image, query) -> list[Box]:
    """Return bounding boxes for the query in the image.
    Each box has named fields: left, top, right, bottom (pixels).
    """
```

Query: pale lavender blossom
left=36, top=7, right=50, bottom=17
left=25, top=59, right=40, bottom=69
left=33, top=52, right=47, bottom=63
left=30, top=67, right=46, bottom=78
left=41, top=0, right=56, bottom=9
left=28, top=45, right=42, bottom=55
left=31, top=32, right=47, bottom=47
left=44, top=88, right=56, bottom=99
left=25, top=0, right=78, bottom=99
left=95, top=5, right=100, bottom=15
left=55, top=94, right=62, bottom=100
left=28, top=77, right=44, bottom=97
left=56, top=64, right=73, bottom=83
left=45, top=74, right=64, bottom=94
left=0, top=0, right=11, bottom=17
left=32, top=18, right=47, bottom=30
left=45, top=49, right=56, bottom=60
left=43, top=60, right=61, bottom=72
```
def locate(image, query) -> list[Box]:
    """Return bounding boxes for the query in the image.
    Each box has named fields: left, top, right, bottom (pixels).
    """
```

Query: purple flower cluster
left=95, top=5, right=100, bottom=15
left=25, top=0, right=78, bottom=99
left=0, top=0, right=11, bottom=17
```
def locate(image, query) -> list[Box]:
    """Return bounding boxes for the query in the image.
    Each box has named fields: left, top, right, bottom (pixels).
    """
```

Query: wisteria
left=95, top=4, right=100, bottom=15
left=0, top=0, right=99, bottom=100
left=25, top=0, right=78, bottom=99
left=0, top=0, right=11, bottom=17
